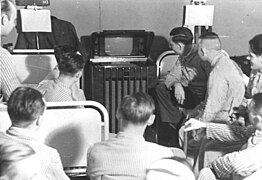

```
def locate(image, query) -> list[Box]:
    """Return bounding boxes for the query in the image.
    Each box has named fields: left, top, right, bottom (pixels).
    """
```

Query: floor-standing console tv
left=83, top=30, right=157, bottom=133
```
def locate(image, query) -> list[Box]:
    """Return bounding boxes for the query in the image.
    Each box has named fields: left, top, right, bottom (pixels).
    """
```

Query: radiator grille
left=103, top=66, right=148, bottom=132
left=84, top=63, right=157, bottom=133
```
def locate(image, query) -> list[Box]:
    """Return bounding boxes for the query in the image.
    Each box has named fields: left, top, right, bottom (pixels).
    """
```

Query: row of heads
left=6, top=86, right=156, bottom=127
left=170, top=27, right=262, bottom=56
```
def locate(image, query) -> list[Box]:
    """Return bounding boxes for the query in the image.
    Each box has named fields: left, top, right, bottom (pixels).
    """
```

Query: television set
left=90, top=30, right=154, bottom=63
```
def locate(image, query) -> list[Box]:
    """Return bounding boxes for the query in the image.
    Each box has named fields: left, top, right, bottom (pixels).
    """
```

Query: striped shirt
left=0, top=47, right=20, bottom=101
left=0, top=127, right=70, bottom=180
left=198, top=123, right=262, bottom=180
left=37, top=79, right=86, bottom=102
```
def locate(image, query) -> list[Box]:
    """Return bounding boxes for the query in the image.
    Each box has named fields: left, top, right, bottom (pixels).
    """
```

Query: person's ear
left=36, top=115, right=44, bottom=127
left=147, top=114, right=155, bottom=126
left=1, top=14, right=8, bottom=26
left=201, top=47, right=208, bottom=57
left=255, top=115, right=262, bottom=124
left=178, top=42, right=185, bottom=51
left=75, top=71, right=82, bottom=79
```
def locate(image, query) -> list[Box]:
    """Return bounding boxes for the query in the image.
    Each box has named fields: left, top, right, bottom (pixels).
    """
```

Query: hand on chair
left=184, top=118, right=206, bottom=132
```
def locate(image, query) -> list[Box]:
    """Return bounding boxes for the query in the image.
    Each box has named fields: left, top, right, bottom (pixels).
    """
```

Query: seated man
left=184, top=93, right=262, bottom=180
left=37, top=52, right=86, bottom=101
left=0, top=142, right=41, bottom=180
left=0, top=87, right=70, bottom=180
left=155, top=27, right=211, bottom=147
left=180, top=32, right=246, bottom=171
left=189, top=32, right=245, bottom=122
left=87, top=92, right=185, bottom=180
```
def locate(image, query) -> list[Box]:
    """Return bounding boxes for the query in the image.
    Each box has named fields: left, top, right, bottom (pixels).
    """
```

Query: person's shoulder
left=0, top=132, right=14, bottom=143
left=144, top=141, right=173, bottom=152
left=0, top=47, right=9, bottom=55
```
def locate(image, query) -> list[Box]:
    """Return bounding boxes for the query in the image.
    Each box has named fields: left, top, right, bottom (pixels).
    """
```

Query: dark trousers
left=154, top=83, right=202, bottom=147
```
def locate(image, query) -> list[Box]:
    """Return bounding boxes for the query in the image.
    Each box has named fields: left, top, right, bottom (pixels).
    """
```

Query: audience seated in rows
left=0, top=0, right=20, bottom=102
left=37, top=51, right=86, bottom=102
left=154, top=26, right=211, bottom=147
left=184, top=93, right=262, bottom=180
left=86, top=92, right=185, bottom=180
left=145, top=157, right=195, bottom=180
left=0, top=87, right=69, bottom=180
left=0, top=142, right=41, bottom=180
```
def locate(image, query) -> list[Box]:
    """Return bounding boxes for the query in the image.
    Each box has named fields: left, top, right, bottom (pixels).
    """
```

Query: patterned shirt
left=37, top=79, right=86, bottom=102
left=198, top=123, right=262, bottom=180
left=0, top=127, right=70, bottom=180
left=87, top=132, right=175, bottom=180
left=0, top=47, right=20, bottom=101
left=199, top=51, right=245, bottom=123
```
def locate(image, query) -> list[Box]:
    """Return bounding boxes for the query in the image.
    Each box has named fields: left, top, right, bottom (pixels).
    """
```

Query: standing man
left=155, top=27, right=211, bottom=147
left=1, top=0, right=20, bottom=101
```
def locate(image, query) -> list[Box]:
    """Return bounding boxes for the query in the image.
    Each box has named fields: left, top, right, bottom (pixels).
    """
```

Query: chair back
left=156, top=50, right=179, bottom=79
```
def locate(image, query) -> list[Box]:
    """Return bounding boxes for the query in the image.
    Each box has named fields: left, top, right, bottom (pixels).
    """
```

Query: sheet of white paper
left=20, top=9, right=51, bottom=32
left=184, top=5, right=214, bottom=26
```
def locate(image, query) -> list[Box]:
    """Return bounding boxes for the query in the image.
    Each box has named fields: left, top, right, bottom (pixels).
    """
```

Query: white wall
left=2, top=0, right=262, bottom=59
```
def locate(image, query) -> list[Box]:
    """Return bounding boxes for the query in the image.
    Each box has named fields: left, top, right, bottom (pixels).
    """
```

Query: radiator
left=84, top=62, right=157, bottom=133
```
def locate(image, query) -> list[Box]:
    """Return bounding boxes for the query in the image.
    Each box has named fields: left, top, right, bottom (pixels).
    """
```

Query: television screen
left=105, top=37, right=133, bottom=56
left=91, top=30, right=153, bottom=58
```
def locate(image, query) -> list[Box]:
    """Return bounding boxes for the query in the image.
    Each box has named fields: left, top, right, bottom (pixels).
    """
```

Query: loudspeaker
left=83, top=61, right=157, bottom=133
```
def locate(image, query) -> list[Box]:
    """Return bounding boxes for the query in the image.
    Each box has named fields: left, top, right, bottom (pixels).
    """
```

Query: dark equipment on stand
left=83, top=30, right=157, bottom=133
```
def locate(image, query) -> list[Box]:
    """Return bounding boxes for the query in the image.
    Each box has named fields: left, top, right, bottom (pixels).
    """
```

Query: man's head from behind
left=0, top=142, right=41, bottom=180
left=169, top=27, right=193, bottom=55
left=7, top=87, right=46, bottom=128
left=116, top=92, right=155, bottom=128
left=198, top=32, right=221, bottom=61
left=1, top=0, right=17, bottom=37
left=58, top=52, right=85, bottom=80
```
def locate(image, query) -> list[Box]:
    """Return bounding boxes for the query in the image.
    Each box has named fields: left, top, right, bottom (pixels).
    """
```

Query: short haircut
left=7, top=87, right=46, bottom=125
left=199, top=32, right=219, bottom=40
left=116, top=92, right=155, bottom=125
left=54, top=45, right=79, bottom=62
left=1, top=0, right=15, bottom=19
left=249, top=34, right=262, bottom=56
left=0, top=142, right=36, bottom=176
left=58, top=52, right=85, bottom=75
left=199, top=32, right=221, bottom=50
left=250, top=93, right=262, bottom=115
left=169, top=27, right=193, bottom=45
